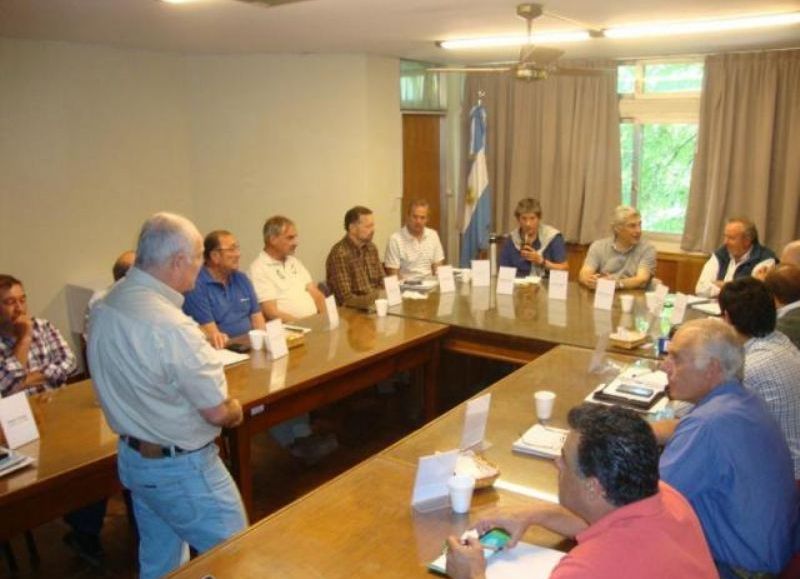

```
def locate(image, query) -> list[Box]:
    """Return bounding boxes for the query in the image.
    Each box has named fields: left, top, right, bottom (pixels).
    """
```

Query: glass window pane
left=638, top=124, right=698, bottom=234
left=617, top=65, right=635, bottom=94
left=619, top=123, right=634, bottom=206
left=644, top=63, right=703, bottom=93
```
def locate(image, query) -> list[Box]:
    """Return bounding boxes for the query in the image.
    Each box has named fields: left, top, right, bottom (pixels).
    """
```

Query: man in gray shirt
left=88, top=212, right=247, bottom=579
left=579, top=205, right=656, bottom=290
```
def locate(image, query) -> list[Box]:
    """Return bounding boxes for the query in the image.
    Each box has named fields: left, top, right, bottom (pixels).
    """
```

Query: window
left=400, top=60, right=447, bottom=111
left=618, top=60, right=703, bottom=236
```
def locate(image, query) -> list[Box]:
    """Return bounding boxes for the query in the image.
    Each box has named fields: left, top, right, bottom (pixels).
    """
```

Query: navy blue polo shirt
left=183, top=267, right=259, bottom=338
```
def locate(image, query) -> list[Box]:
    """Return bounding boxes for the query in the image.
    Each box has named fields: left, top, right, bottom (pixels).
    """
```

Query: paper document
left=512, top=424, right=568, bottom=459
left=216, top=348, right=249, bottom=367
left=428, top=541, right=565, bottom=578
left=0, top=446, right=35, bottom=479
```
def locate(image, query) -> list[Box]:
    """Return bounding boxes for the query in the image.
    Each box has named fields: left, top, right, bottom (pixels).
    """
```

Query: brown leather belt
left=122, top=435, right=190, bottom=459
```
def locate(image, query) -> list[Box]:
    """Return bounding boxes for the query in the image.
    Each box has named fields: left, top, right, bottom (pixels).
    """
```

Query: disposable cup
left=620, top=294, right=634, bottom=313
left=534, top=390, right=556, bottom=421
left=448, top=474, right=476, bottom=514
left=375, top=298, right=389, bottom=317
left=248, top=330, right=265, bottom=351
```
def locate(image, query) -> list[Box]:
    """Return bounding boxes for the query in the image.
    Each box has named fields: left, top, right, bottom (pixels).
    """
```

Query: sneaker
left=63, top=531, right=104, bottom=568
left=289, top=433, right=339, bottom=466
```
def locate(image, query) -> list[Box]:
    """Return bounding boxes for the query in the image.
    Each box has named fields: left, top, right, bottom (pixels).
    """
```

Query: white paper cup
left=534, top=390, right=556, bottom=421
left=248, top=329, right=265, bottom=351
left=375, top=298, right=389, bottom=317
left=448, top=474, right=476, bottom=514
left=620, top=294, right=634, bottom=313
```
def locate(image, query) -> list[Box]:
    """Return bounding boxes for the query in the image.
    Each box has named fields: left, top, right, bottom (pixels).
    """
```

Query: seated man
left=657, top=318, right=798, bottom=577
left=0, top=275, right=104, bottom=565
left=183, top=230, right=265, bottom=348
left=719, top=277, right=800, bottom=478
left=578, top=205, right=656, bottom=290
left=765, top=265, right=800, bottom=349
left=248, top=216, right=325, bottom=322
left=499, top=197, right=568, bottom=278
left=447, top=404, right=716, bottom=579
left=695, top=217, right=776, bottom=297
left=87, top=250, right=135, bottom=312
left=326, top=206, right=384, bottom=307
left=0, top=274, right=76, bottom=397
left=384, top=199, right=444, bottom=279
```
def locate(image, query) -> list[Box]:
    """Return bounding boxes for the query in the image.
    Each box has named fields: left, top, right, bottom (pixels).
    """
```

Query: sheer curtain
left=462, top=61, right=620, bottom=243
left=682, top=50, right=800, bottom=253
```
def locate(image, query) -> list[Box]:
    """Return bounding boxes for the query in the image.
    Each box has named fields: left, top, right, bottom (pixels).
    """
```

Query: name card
left=411, top=449, right=459, bottom=513
left=0, top=392, right=40, bottom=449
left=460, top=393, right=491, bottom=451
left=471, top=260, right=491, bottom=287
left=264, top=319, right=288, bottom=359
left=437, top=265, right=456, bottom=294
left=325, top=295, right=339, bottom=329
left=548, top=270, right=568, bottom=301
left=384, top=275, right=402, bottom=306
left=671, top=292, right=688, bottom=325
left=594, top=279, right=616, bottom=311
left=496, top=266, right=516, bottom=296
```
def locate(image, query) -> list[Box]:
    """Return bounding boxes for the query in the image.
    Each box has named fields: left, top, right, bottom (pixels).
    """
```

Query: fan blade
left=519, top=45, right=564, bottom=66
left=427, top=67, right=513, bottom=73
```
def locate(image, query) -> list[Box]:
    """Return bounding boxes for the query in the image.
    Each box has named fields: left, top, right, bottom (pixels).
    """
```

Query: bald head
left=781, top=241, right=800, bottom=267
left=764, top=265, right=800, bottom=307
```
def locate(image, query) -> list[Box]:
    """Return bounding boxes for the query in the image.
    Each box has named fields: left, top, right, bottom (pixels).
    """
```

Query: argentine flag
left=460, top=104, right=492, bottom=267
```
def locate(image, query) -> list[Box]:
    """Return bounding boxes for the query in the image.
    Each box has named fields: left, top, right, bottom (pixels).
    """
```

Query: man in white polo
left=249, top=215, right=325, bottom=322
left=384, top=199, right=444, bottom=279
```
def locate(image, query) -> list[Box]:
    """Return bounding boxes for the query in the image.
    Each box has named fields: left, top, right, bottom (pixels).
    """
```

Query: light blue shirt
left=660, top=380, right=799, bottom=573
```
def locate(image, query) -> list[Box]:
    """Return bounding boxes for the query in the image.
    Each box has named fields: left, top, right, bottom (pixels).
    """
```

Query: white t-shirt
left=384, top=226, right=445, bottom=278
left=248, top=251, right=317, bottom=319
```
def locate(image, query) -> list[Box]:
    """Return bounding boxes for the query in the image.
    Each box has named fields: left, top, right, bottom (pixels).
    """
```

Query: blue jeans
left=117, top=440, right=247, bottom=579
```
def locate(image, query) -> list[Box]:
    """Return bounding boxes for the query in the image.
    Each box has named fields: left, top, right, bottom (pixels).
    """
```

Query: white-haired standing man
left=578, top=205, right=656, bottom=290
left=88, top=212, right=247, bottom=579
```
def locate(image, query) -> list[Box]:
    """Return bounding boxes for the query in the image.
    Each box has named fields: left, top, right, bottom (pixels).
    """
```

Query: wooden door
left=402, top=114, right=442, bottom=231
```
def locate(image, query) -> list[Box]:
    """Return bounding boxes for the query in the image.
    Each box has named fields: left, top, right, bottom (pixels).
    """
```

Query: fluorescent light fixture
left=605, top=12, right=800, bottom=39
left=440, top=30, right=591, bottom=50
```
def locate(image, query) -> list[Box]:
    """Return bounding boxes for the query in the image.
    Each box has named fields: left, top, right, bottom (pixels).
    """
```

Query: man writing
left=88, top=212, right=247, bottom=579
left=695, top=217, right=776, bottom=297
left=326, top=206, right=384, bottom=307
left=446, top=404, right=716, bottom=578
left=183, top=229, right=265, bottom=347
left=249, top=216, right=325, bottom=322
left=578, top=206, right=656, bottom=290
left=384, top=199, right=444, bottom=279
left=656, top=318, right=797, bottom=577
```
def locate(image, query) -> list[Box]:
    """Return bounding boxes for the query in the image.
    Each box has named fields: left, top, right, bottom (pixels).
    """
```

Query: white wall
left=0, top=38, right=401, bottom=366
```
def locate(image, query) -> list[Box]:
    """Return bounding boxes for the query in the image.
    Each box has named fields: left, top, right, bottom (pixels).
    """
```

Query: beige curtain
left=462, top=61, right=620, bottom=243
left=682, top=50, right=800, bottom=253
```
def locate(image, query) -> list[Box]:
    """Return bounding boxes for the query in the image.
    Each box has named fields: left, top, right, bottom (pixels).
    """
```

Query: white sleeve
left=432, top=231, right=445, bottom=264
left=384, top=233, right=401, bottom=270
left=248, top=259, right=275, bottom=303
left=695, top=255, right=721, bottom=297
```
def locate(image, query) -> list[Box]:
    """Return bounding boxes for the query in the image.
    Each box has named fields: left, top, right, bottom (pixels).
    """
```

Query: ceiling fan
left=429, top=3, right=605, bottom=81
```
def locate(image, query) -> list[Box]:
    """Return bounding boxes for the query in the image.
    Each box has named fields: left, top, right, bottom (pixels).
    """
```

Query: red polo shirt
left=551, top=482, right=716, bottom=579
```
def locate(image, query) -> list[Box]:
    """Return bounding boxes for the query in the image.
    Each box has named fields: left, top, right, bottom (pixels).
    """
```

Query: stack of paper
left=512, top=424, right=568, bottom=459
left=0, top=446, right=35, bottom=479
left=428, top=541, right=565, bottom=577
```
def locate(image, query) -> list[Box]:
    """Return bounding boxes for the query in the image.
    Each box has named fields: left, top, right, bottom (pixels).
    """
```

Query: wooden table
left=0, top=381, right=119, bottom=542
left=388, top=280, right=675, bottom=364
left=223, top=308, right=447, bottom=516
left=168, top=346, right=655, bottom=578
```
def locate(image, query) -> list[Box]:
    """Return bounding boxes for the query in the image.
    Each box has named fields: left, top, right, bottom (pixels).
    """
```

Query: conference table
left=0, top=381, right=119, bottom=542
left=168, top=345, right=655, bottom=578
left=0, top=308, right=448, bottom=533
left=387, top=280, right=676, bottom=363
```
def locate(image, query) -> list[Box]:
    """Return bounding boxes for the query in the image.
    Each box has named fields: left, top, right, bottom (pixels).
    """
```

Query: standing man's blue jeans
left=117, top=440, right=247, bottom=579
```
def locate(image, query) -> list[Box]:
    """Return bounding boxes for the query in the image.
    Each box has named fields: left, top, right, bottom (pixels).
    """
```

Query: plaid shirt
left=0, top=317, right=76, bottom=397
left=325, top=236, right=384, bottom=307
left=744, top=331, right=800, bottom=478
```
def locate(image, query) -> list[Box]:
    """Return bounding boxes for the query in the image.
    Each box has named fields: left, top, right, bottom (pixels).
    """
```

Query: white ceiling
left=1, top=0, right=798, bottom=64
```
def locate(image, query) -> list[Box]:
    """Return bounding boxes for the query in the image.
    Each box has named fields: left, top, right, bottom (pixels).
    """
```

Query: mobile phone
left=617, top=383, right=654, bottom=398
left=226, top=342, right=250, bottom=354
left=479, top=528, right=512, bottom=551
